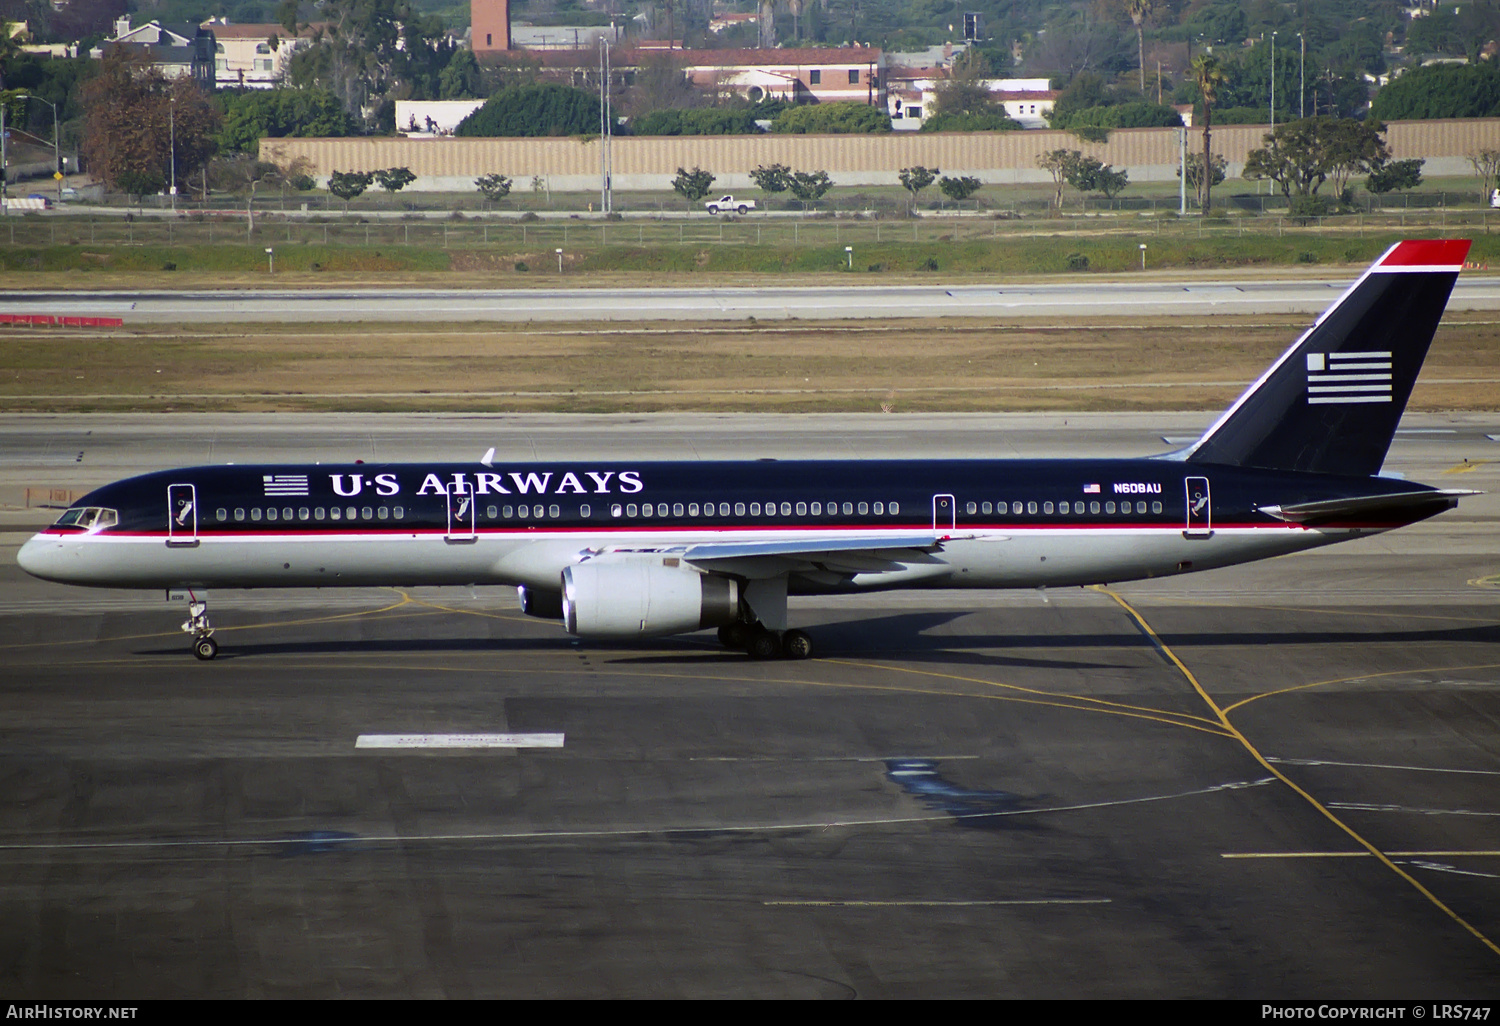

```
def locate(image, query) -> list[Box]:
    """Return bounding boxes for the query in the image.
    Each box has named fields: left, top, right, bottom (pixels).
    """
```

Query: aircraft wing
left=680, top=533, right=963, bottom=581
left=1258, top=489, right=1479, bottom=525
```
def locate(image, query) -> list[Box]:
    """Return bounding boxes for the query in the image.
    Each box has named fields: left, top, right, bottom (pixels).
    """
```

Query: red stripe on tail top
left=1375, top=239, right=1472, bottom=269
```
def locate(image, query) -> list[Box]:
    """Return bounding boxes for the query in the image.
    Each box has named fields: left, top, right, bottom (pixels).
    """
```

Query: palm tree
left=1192, top=54, right=1229, bottom=214
left=1126, top=0, right=1155, bottom=95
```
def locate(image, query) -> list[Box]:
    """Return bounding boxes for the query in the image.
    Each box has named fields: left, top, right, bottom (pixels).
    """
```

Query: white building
left=885, top=75, right=1055, bottom=130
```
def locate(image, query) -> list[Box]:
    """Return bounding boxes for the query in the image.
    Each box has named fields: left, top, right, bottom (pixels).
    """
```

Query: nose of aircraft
left=17, top=533, right=72, bottom=582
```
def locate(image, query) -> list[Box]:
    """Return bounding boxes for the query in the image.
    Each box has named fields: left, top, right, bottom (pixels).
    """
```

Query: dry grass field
left=2, top=313, right=1497, bottom=414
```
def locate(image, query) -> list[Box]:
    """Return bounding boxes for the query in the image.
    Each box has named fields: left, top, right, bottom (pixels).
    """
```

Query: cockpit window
left=53, top=507, right=118, bottom=531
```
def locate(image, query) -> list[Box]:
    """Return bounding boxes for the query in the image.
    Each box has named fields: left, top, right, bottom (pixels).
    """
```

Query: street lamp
left=14, top=95, right=61, bottom=207
left=845, top=245, right=853, bottom=269
left=169, top=95, right=176, bottom=216
left=1270, top=31, right=1277, bottom=131
left=1298, top=33, right=1306, bottom=120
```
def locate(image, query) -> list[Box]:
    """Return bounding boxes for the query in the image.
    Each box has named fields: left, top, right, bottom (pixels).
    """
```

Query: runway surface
left=2, top=413, right=1499, bottom=997
left=4, top=275, right=1500, bottom=322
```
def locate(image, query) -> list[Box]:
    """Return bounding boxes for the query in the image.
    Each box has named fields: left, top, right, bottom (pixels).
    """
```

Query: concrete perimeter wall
left=260, top=120, right=1500, bottom=194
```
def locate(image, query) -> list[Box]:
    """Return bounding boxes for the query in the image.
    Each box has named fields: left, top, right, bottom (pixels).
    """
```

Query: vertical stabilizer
left=1184, top=239, right=1469, bottom=477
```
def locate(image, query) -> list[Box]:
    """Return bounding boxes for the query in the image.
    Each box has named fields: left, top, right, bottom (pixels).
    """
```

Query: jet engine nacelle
left=517, top=585, right=564, bottom=620
left=562, top=562, right=739, bottom=639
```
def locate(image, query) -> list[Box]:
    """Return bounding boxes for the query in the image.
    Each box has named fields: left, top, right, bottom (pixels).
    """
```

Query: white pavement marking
left=355, top=733, right=565, bottom=749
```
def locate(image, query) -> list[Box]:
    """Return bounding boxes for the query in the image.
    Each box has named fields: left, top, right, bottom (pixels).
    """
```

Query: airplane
left=17, top=238, right=1480, bottom=662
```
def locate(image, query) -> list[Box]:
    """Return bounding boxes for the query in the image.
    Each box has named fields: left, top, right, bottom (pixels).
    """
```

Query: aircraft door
left=933, top=493, right=956, bottom=532
left=446, top=481, right=477, bottom=542
left=1184, top=476, right=1212, bottom=538
left=167, top=483, right=199, bottom=547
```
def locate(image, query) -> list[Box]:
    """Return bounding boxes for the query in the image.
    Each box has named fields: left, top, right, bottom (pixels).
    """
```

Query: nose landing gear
left=181, top=599, right=218, bottom=660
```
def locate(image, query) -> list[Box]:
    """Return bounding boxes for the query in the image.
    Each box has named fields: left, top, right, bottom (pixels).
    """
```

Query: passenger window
left=1106, top=502, right=1116, bottom=514
left=1090, top=501, right=1100, bottom=514
left=889, top=501, right=899, bottom=515
left=796, top=502, right=806, bottom=516
left=781, top=502, right=792, bottom=516
left=234, top=509, right=245, bottom=521
left=857, top=502, right=868, bottom=515
left=315, top=508, right=326, bottom=520
left=812, top=502, right=822, bottom=515
left=1059, top=502, right=1069, bottom=514
left=330, top=507, right=341, bottom=520
left=689, top=503, right=699, bottom=516
left=394, top=507, right=404, bottom=519
left=283, top=508, right=292, bottom=520
left=580, top=504, right=591, bottom=518
left=534, top=505, right=545, bottom=518
left=251, top=508, right=262, bottom=521
left=1027, top=501, right=1038, bottom=515
left=611, top=504, right=622, bottom=517
left=719, top=503, right=730, bottom=516
left=548, top=505, right=560, bottom=518
left=966, top=501, right=977, bottom=515
left=1151, top=501, right=1162, bottom=514
left=1137, top=501, right=1147, bottom=514
left=735, top=503, right=746, bottom=516
left=842, top=502, right=853, bottom=515
left=266, top=508, right=277, bottom=521
left=216, top=509, right=227, bottom=521
left=641, top=503, right=653, bottom=517
left=750, top=503, right=761, bottom=515
left=626, top=504, right=637, bottom=516
left=361, top=507, right=372, bottom=519
left=346, top=507, right=356, bottom=520
left=674, top=503, right=685, bottom=516
left=981, top=502, right=992, bottom=514
left=378, top=507, right=389, bottom=520
left=1043, top=502, right=1054, bottom=515
left=299, top=507, right=310, bottom=520
left=487, top=505, right=497, bottom=519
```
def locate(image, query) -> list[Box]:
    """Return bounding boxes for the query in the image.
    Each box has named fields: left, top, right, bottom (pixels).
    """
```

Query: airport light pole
left=845, top=245, right=853, bottom=269
left=556, top=248, right=564, bottom=273
left=265, top=247, right=274, bottom=274
left=170, top=95, right=177, bottom=215
left=1270, top=31, right=1277, bottom=132
left=1139, top=243, right=1147, bottom=271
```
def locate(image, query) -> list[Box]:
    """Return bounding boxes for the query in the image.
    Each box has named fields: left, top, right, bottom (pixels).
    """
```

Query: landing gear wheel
left=718, top=622, right=751, bottom=649
left=193, top=636, right=218, bottom=661
left=747, top=630, right=782, bottom=661
left=781, top=629, right=813, bottom=660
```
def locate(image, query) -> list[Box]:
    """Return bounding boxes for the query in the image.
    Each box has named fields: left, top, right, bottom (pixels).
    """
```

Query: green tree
left=1365, top=158, right=1424, bottom=198
left=456, top=83, right=601, bottom=137
left=632, top=108, right=759, bottom=135
left=919, top=110, right=1022, bottom=132
left=216, top=89, right=359, bottom=153
left=1243, top=117, right=1391, bottom=199
left=749, top=163, right=792, bottom=194
left=475, top=173, right=512, bottom=206
left=787, top=169, right=833, bottom=209
left=1192, top=55, right=1229, bottom=212
left=672, top=166, right=715, bottom=202
left=1037, top=148, right=1080, bottom=210
left=771, top=101, right=890, bottom=134
left=937, top=175, right=982, bottom=207
left=1177, top=153, right=1227, bottom=200
left=1467, top=148, right=1500, bottom=204
left=898, top=165, right=939, bottom=211
left=1369, top=62, right=1500, bottom=121
left=373, top=166, right=417, bottom=202
left=328, top=169, right=373, bottom=210
left=932, top=47, right=997, bottom=119
left=439, top=48, right=483, bottom=100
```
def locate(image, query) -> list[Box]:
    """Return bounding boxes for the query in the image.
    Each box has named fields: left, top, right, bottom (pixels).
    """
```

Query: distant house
left=89, top=17, right=216, bottom=86
left=503, top=46, right=887, bottom=108
left=200, top=19, right=324, bottom=90
left=884, top=70, right=1055, bottom=130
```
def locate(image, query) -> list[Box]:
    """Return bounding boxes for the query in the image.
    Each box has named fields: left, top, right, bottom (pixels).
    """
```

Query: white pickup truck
left=705, top=195, right=755, bottom=214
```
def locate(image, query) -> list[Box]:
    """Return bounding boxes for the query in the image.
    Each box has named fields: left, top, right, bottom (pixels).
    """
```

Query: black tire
left=737, top=205, right=748, bottom=214
left=193, top=637, right=218, bottom=661
left=718, top=622, right=751, bottom=649
left=747, top=630, right=781, bottom=661
left=707, top=205, right=719, bottom=215
left=782, top=630, right=813, bottom=660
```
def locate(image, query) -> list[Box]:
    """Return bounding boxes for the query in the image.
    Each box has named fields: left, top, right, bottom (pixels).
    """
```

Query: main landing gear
left=181, top=599, right=218, bottom=660
left=718, top=621, right=813, bottom=660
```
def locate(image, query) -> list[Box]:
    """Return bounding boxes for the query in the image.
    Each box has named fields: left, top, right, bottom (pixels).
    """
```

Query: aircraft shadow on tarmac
left=126, top=609, right=1500, bottom=666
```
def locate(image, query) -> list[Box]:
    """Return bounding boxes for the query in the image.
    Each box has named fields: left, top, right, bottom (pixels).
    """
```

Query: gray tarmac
left=2, top=413, right=1499, bottom=998
left=5, top=275, right=1500, bottom=322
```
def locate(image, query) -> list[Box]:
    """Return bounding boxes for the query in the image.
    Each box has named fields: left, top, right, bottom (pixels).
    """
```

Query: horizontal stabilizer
left=1258, top=489, right=1479, bottom=524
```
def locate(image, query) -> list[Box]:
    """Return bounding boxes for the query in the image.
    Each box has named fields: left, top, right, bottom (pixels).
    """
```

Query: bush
left=514, top=261, right=529, bottom=272
left=1287, top=194, right=1333, bottom=220
left=456, top=83, right=601, bottom=137
left=1065, top=252, right=1089, bottom=271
